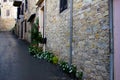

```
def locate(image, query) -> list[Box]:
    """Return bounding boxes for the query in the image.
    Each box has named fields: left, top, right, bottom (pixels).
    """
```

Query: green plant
left=59, top=60, right=69, bottom=73
left=31, top=40, right=38, bottom=46
left=52, top=56, right=59, bottom=64
left=69, top=65, right=76, bottom=73
left=28, top=47, right=83, bottom=79
left=31, top=18, right=43, bottom=46
left=39, top=51, right=53, bottom=62
left=31, top=23, right=38, bottom=45
left=35, top=17, right=39, bottom=25
left=59, top=60, right=77, bottom=78
left=28, top=44, right=43, bottom=56
left=76, top=71, right=83, bottom=80
left=38, top=32, right=43, bottom=43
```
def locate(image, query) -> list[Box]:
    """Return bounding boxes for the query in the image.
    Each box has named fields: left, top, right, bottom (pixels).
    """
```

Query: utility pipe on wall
left=43, top=0, right=46, bottom=52
left=109, top=0, right=114, bottom=80
left=69, top=0, right=73, bottom=65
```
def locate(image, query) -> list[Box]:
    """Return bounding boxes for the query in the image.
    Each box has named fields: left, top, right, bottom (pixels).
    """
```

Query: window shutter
left=17, top=7, right=20, bottom=19
left=25, top=20, right=27, bottom=32
left=21, top=3, right=24, bottom=15
left=25, top=0, right=28, bottom=11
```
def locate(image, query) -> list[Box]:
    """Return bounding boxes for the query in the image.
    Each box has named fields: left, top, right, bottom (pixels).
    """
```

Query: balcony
left=13, top=0, right=22, bottom=7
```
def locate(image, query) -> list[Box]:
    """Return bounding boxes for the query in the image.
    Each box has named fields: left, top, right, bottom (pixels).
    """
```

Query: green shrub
left=28, top=45, right=43, bottom=56
left=39, top=51, right=54, bottom=62
left=28, top=45, right=83, bottom=80
left=52, top=56, right=59, bottom=64
left=31, top=18, right=43, bottom=46
left=76, top=71, right=83, bottom=80
left=31, top=23, right=39, bottom=44
left=59, top=60, right=77, bottom=78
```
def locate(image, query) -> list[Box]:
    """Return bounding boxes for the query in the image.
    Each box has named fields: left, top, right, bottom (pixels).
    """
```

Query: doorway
left=39, top=6, right=44, bottom=37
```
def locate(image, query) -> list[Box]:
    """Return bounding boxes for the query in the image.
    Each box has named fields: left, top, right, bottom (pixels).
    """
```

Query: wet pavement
left=0, top=31, right=72, bottom=80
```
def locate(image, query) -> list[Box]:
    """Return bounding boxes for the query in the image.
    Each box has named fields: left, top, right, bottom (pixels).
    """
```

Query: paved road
left=0, top=32, right=72, bottom=80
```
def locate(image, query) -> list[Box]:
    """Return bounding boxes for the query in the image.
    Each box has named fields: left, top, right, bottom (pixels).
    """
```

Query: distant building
left=0, top=0, right=17, bottom=31
left=13, top=0, right=37, bottom=42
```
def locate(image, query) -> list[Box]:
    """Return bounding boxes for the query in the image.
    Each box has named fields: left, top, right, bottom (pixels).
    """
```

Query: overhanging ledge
left=36, top=0, right=44, bottom=5
left=13, top=0, right=22, bottom=7
left=27, top=14, right=36, bottom=22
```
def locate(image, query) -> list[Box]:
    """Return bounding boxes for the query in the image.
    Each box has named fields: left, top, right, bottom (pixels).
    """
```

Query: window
left=25, top=0, right=28, bottom=11
left=60, top=0, right=67, bottom=13
left=3, top=0, right=7, bottom=2
left=17, top=7, right=20, bottom=19
left=21, top=3, right=24, bottom=15
left=25, top=20, right=27, bottom=32
left=6, top=10, right=10, bottom=16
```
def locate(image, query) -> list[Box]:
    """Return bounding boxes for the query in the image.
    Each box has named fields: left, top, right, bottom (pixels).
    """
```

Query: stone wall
left=0, top=18, right=16, bottom=31
left=24, top=0, right=38, bottom=42
left=45, top=0, right=109, bottom=80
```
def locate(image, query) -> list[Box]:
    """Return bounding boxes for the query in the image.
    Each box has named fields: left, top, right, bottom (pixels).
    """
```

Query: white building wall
left=1, top=0, right=17, bottom=19
left=0, top=0, right=17, bottom=31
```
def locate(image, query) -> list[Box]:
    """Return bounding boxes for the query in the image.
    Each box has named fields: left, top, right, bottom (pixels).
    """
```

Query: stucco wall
left=45, top=0, right=110, bottom=80
left=1, top=1, right=17, bottom=19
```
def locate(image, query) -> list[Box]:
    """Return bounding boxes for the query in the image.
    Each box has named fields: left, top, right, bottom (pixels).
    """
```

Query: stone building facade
left=24, top=0, right=38, bottom=42
left=0, top=0, right=17, bottom=31
left=44, top=0, right=110, bottom=80
left=14, top=0, right=111, bottom=79
left=13, top=0, right=37, bottom=42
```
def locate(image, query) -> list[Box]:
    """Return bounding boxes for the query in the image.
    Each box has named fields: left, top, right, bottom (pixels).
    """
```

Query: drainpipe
left=109, top=0, right=114, bottom=80
left=69, top=0, right=73, bottom=65
left=43, top=0, right=46, bottom=52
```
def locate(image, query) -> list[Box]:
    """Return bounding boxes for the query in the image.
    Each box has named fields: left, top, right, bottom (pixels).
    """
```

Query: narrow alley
left=0, top=0, right=117, bottom=79
left=0, top=31, right=72, bottom=80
